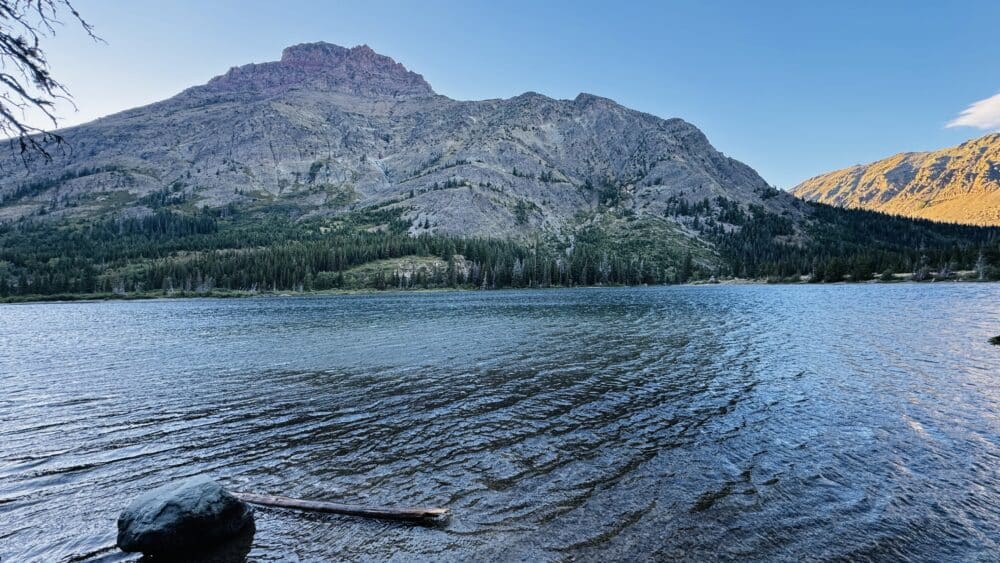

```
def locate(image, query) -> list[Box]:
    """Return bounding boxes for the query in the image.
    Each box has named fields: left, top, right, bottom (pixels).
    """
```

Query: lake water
left=1, top=285, right=998, bottom=561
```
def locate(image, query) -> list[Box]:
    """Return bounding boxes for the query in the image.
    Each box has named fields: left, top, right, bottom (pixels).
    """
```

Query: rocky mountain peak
left=203, top=42, right=434, bottom=98
left=0, top=41, right=793, bottom=239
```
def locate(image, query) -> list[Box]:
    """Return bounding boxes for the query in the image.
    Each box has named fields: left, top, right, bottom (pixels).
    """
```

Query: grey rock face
left=200, top=42, right=434, bottom=98
left=116, top=476, right=254, bottom=554
left=0, top=42, right=798, bottom=238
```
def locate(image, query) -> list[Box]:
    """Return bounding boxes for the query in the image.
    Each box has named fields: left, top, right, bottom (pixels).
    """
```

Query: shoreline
left=2, top=276, right=996, bottom=305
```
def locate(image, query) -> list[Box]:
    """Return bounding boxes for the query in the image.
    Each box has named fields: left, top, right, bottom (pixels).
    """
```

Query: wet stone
left=117, top=476, right=254, bottom=555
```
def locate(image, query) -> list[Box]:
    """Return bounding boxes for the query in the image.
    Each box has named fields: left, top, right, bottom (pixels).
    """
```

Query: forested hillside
left=2, top=195, right=997, bottom=301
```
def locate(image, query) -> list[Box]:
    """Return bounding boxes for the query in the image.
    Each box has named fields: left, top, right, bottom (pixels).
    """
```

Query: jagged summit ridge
left=202, top=42, right=434, bottom=97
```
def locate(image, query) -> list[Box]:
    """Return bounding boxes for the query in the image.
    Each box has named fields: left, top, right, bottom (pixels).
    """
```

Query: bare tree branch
left=0, top=0, right=100, bottom=165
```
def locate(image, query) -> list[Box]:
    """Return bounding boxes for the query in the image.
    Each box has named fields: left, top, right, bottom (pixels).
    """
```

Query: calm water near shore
left=1, top=285, right=998, bottom=561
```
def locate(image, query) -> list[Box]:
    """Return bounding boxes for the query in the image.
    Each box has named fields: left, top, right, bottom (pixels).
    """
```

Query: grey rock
left=116, top=476, right=254, bottom=554
left=0, top=42, right=799, bottom=241
left=202, top=42, right=434, bottom=98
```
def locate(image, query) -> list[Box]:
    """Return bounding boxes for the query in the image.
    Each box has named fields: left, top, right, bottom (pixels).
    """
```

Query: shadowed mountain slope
left=0, top=42, right=793, bottom=238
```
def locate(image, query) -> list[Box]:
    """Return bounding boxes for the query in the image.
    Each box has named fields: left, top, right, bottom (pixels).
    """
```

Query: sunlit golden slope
left=791, top=133, right=1000, bottom=226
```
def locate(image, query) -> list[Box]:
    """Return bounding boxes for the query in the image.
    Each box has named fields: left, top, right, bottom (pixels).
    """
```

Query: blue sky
left=38, top=0, right=1000, bottom=188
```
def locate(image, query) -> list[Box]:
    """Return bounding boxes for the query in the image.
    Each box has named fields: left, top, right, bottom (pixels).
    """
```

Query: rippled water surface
left=1, top=285, right=999, bottom=561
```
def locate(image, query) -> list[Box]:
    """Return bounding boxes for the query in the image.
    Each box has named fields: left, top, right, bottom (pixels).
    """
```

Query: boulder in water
left=117, top=476, right=254, bottom=555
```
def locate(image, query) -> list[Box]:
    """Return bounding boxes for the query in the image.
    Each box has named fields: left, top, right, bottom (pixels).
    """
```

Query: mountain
left=792, top=134, right=1000, bottom=226
left=0, top=43, right=997, bottom=299
left=0, top=42, right=791, bottom=236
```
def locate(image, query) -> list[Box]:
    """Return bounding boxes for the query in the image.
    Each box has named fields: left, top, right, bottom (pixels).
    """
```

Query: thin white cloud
left=946, top=91, right=1000, bottom=130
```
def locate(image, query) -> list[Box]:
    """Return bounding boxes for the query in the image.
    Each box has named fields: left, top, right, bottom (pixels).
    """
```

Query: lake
left=1, top=285, right=998, bottom=561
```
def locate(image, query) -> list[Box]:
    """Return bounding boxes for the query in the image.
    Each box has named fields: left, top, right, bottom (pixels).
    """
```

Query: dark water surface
left=1, top=285, right=998, bottom=562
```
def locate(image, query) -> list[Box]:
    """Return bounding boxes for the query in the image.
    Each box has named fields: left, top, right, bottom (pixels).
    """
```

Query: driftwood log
left=232, top=492, right=449, bottom=524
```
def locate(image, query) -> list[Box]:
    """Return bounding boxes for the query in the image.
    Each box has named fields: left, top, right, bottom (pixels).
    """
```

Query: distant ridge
left=792, top=133, right=1000, bottom=226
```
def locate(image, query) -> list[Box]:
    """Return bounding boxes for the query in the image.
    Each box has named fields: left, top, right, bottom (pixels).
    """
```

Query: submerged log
left=232, top=492, right=449, bottom=524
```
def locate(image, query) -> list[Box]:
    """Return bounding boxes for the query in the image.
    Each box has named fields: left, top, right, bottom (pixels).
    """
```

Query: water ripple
left=0, top=284, right=998, bottom=561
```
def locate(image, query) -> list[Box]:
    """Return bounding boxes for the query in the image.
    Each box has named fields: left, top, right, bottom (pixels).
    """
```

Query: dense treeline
left=657, top=195, right=1000, bottom=282
left=1, top=196, right=998, bottom=299
left=722, top=203, right=998, bottom=282
left=0, top=206, right=681, bottom=297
